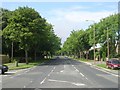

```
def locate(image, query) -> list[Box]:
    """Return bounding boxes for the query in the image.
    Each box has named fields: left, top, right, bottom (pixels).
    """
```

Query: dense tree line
left=1, top=7, right=61, bottom=64
left=62, top=14, right=119, bottom=60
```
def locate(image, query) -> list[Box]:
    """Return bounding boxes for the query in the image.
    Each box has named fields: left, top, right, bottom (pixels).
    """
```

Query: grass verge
left=4, top=59, right=50, bottom=70
left=97, top=63, right=106, bottom=68
left=97, top=63, right=119, bottom=71
left=70, top=57, right=93, bottom=62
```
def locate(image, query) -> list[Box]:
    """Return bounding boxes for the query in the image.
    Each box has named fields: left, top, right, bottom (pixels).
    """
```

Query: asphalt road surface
left=1, top=57, right=119, bottom=88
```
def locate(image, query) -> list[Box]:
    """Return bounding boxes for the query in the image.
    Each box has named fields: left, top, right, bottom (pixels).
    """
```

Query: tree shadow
left=39, top=57, right=82, bottom=66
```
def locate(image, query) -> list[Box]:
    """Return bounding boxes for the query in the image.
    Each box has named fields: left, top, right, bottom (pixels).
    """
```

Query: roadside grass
left=97, top=63, right=120, bottom=71
left=4, top=59, right=50, bottom=70
left=97, top=63, right=106, bottom=68
left=77, top=58, right=93, bottom=62
left=71, top=57, right=93, bottom=62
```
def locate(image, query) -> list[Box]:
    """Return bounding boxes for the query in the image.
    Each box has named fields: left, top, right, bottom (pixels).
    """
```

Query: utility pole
left=93, top=24, right=96, bottom=64
left=107, top=27, right=109, bottom=60
left=86, top=20, right=96, bottom=64
left=118, top=28, right=120, bottom=60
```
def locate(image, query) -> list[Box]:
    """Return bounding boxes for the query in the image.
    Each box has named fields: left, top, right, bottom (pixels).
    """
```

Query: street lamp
left=86, top=20, right=96, bottom=64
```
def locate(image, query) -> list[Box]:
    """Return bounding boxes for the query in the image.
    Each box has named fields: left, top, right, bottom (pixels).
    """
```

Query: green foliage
left=62, top=13, right=119, bottom=59
left=62, top=29, right=91, bottom=58
left=2, top=6, right=61, bottom=64
left=94, top=14, right=119, bottom=58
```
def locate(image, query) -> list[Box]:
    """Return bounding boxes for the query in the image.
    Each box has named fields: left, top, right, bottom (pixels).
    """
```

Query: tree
left=1, top=8, right=13, bottom=57
left=62, top=29, right=91, bottom=59
left=3, top=7, right=42, bottom=64
left=2, top=6, right=61, bottom=65
left=62, top=13, right=119, bottom=60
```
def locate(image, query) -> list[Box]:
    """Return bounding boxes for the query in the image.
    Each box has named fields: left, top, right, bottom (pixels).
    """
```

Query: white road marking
left=48, top=74, right=50, bottom=76
left=48, top=67, right=56, bottom=76
left=59, top=65, right=65, bottom=73
left=40, top=77, right=47, bottom=84
left=64, top=65, right=65, bottom=68
left=2, top=75, right=8, bottom=77
left=73, top=66, right=79, bottom=72
left=30, top=81, right=33, bottom=83
left=24, top=86, right=26, bottom=88
left=85, top=77, right=88, bottom=80
left=48, top=79, right=85, bottom=86
left=75, top=69, right=79, bottom=72
left=53, top=67, right=56, bottom=70
left=25, top=70, right=29, bottom=72
left=80, top=73, right=85, bottom=77
left=60, top=70, right=64, bottom=72
left=72, top=65, right=86, bottom=78
left=17, top=74, right=21, bottom=76
left=92, top=66, right=119, bottom=77
left=72, top=83, right=85, bottom=86
left=40, top=67, right=56, bottom=84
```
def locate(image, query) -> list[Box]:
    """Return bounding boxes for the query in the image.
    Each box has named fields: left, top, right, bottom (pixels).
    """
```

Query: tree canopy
left=2, top=7, right=61, bottom=64
left=62, top=13, right=119, bottom=60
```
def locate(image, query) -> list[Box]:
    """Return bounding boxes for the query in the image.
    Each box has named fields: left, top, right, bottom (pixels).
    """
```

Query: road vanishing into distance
left=1, top=57, right=119, bottom=89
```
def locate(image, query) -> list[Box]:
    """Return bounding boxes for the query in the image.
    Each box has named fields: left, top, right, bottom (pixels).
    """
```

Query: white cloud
left=50, top=9, right=116, bottom=23
left=46, top=6, right=117, bottom=44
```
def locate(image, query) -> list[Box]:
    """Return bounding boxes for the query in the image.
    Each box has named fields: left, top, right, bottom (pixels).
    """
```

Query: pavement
left=1, top=56, right=119, bottom=89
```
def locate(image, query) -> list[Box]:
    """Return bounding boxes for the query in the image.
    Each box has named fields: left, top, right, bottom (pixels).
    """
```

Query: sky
left=2, top=2, right=118, bottom=44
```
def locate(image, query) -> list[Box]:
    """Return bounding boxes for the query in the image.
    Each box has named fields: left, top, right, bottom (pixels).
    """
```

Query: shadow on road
left=40, top=57, right=83, bottom=66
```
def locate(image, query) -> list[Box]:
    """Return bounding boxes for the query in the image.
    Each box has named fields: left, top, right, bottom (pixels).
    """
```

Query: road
left=1, top=57, right=119, bottom=89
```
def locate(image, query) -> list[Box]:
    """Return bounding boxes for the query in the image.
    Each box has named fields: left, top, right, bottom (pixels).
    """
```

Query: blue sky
left=2, top=2, right=118, bottom=44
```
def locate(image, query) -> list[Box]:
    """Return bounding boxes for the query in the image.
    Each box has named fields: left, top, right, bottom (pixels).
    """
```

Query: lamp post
left=86, top=20, right=96, bottom=64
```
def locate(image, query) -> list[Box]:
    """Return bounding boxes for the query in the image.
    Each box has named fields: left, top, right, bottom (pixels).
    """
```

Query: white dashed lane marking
left=71, top=65, right=86, bottom=78
left=48, top=67, right=55, bottom=77
left=40, top=77, right=47, bottom=84
left=80, top=72, right=85, bottom=77
left=40, top=66, right=56, bottom=84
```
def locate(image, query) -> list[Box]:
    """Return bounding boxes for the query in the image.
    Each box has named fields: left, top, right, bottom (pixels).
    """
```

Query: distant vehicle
left=106, top=59, right=120, bottom=69
left=0, top=64, right=8, bottom=74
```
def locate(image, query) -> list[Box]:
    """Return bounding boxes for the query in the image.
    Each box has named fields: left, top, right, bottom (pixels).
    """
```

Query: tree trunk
left=15, top=60, right=19, bottom=67
left=25, top=49, right=28, bottom=64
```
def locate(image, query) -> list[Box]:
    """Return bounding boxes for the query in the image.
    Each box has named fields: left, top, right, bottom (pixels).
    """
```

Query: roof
left=89, top=44, right=101, bottom=51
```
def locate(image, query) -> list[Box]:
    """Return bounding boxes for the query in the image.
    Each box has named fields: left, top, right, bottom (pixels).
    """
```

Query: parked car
left=106, top=59, right=120, bottom=69
left=0, top=64, right=8, bottom=74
